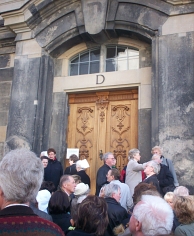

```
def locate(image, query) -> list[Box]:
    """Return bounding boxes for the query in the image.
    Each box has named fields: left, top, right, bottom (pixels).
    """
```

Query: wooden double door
left=66, top=89, right=138, bottom=194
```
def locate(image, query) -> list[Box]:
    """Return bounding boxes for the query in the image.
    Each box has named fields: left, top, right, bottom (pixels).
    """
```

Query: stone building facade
left=0, top=0, right=194, bottom=193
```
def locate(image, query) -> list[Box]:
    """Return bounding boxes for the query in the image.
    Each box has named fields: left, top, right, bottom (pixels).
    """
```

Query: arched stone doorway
left=2, top=0, right=194, bottom=192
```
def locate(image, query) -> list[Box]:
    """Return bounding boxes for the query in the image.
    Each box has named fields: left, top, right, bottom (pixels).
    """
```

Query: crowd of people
left=0, top=146, right=193, bottom=236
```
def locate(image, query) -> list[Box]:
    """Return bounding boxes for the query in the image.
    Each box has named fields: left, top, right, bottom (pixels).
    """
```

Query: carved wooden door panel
left=106, top=99, right=138, bottom=171
left=67, top=90, right=138, bottom=194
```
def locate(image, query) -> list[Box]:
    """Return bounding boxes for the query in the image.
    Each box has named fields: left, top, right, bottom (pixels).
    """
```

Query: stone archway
left=2, top=0, right=194, bottom=192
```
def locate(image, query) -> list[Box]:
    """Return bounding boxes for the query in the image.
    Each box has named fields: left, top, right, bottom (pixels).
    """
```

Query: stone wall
left=0, top=51, right=14, bottom=159
left=3, top=39, right=54, bottom=156
left=0, top=0, right=194, bottom=192
left=158, top=32, right=194, bottom=190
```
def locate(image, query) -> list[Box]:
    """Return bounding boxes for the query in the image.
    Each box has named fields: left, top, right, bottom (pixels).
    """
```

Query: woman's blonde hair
left=151, top=146, right=162, bottom=155
left=173, top=196, right=194, bottom=224
left=164, top=192, right=174, bottom=202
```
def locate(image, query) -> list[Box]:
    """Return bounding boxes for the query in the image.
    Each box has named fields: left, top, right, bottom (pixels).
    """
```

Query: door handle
left=99, top=150, right=103, bottom=160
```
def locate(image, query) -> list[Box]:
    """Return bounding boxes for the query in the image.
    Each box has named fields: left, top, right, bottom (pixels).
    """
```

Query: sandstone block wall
left=0, top=53, right=14, bottom=159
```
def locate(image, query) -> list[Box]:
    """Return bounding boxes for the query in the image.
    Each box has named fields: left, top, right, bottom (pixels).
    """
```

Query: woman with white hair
left=174, top=186, right=189, bottom=196
left=76, top=159, right=90, bottom=187
left=125, top=148, right=147, bottom=196
left=143, top=160, right=161, bottom=194
left=70, top=182, right=90, bottom=217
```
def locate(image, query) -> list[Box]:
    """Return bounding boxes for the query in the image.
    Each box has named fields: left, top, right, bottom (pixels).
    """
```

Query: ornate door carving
left=67, top=90, right=138, bottom=194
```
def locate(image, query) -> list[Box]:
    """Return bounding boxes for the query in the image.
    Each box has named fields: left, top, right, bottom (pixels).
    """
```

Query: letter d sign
left=96, top=75, right=105, bottom=84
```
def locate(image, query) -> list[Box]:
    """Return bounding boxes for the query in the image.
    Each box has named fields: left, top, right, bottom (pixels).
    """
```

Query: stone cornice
left=1, top=0, right=194, bottom=43
left=163, top=0, right=194, bottom=4
left=0, top=0, right=31, bottom=13
left=0, top=0, right=41, bottom=34
left=0, top=26, right=15, bottom=38
left=1, top=5, right=32, bottom=34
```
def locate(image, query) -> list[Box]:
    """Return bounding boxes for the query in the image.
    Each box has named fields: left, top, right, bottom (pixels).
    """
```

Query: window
left=106, top=46, right=139, bottom=72
left=69, top=45, right=139, bottom=76
left=70, top=48, right=100, bottom=76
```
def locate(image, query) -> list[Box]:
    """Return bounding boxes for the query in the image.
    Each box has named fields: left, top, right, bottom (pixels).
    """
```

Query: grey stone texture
left=138, top=109, right=152, bottom=163
left=0, top=82, right=11, bottom=97
left=6, top=54, right=54, bottom=156
left=139, top=46, right=152, bottom=68
left=0, top=68, right=13, bottom=81
left=49, top=92, right=68, bottom=163
left=0, top=0, right=30, bottom=13
left=0, top=97, right=10, bottom=111
left=0, top=51, right=14, bottom=152
left=0, top=112, right=8, bottom=126
left=54, top=59, right=63, bottom=77
left=0, top=54, right=10, bottom=68
left=158, top=32, right=194, bottom=191
left=0, top=143, right=4, bottom=161
left=81, top=0, right=108, bottom=35
left=0, top=46, right=15, bottom=55
left=0, top=0, right=194, bottom=192
left=32, top=54, right=54, bottom=156
left=6, top=56, right=41, bottom=151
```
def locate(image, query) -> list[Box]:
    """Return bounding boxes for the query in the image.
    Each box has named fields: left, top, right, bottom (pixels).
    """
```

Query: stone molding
left=163, top=0, right=194, bottom=4
left=0, top=0, right=193, bottom=15
left=53, top=67, right=152, bottom=109
left=1, top=7, right=32, bottom=34
left=162, top=13, right=194, bottom=35
left=1, top=0, right=194, bottom=54
left=0, top=0, right=30, bottom=13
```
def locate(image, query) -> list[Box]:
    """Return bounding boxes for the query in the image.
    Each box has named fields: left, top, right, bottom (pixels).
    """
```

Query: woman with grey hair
left=143, top=160, right=161, bottom=194
left=125, top=148, right=147, bottom=196
left=0, top=148, right=64, bottom=236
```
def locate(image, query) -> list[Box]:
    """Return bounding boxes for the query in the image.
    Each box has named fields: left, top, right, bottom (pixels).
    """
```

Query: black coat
left=67, top=229, right=97, bottom=236
left=105, top=197, right=129, bottom=236
left=157, top=164, right=174, bottom=188
left=64, top=164, right=77, bottom=175
left=76, top=170, right=90, bottom=187
left=44, top=159, right=63, bottom=191
left=143, top=174, right=161, bottom=193
left=51, top=213, right=72, bottom=234
left=96, top=164, right=111, bottom=196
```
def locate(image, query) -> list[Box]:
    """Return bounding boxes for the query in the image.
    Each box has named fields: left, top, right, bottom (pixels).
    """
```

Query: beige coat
left=125, top=159, right=144, bottom=196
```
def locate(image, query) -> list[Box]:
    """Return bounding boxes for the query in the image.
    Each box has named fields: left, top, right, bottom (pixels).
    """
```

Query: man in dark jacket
left=152, top=154, right=174, bottom=195
left=44, top=148, right=63, bottom=191
left=104, top=183, right=129, bottom=236
left=143, top=160, right=161, bottom=194
left=96, top=152, right=115, bottom=196
left=151, top=146, right=179, bottom=187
